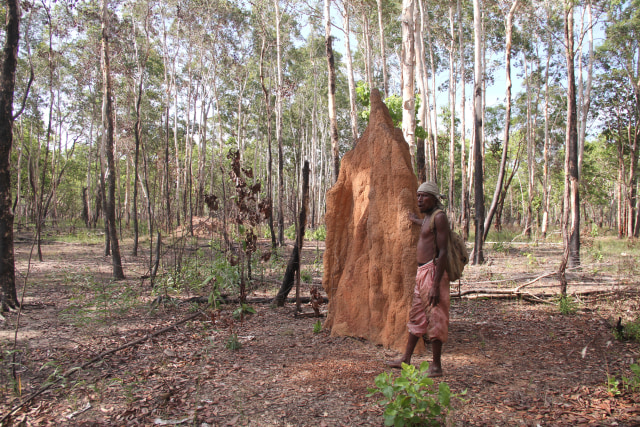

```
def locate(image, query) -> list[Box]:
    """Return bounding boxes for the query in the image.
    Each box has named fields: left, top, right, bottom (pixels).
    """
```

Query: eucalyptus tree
left=596, top=0, right=640, bottom=237
left=483, top=0, right=519, bottom=241
left=100, top=0, right=125, bottom=279
left=0, top=0, right=21, bottom=312
left=471, top=0, right=484, bottom=264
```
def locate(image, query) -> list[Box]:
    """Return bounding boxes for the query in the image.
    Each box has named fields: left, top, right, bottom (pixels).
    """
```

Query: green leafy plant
left=558, top=295, right=578, bottom=315
left=313, top=320, right=323, bottom=334
left=613, top=318, right=640, bottom=342
left=301, top=269, right=313, bottom=284
left=233, top=303, right=256, bottom=320
left=368, top=361, right=462, bottom=426
left=226, top=333, right=242, bottom=351
left=607, top=364, right=640, bottom=396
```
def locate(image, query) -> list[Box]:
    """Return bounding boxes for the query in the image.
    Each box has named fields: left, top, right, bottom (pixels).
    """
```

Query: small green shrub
left=558, top=295, right=578, bottom=315
left=285, top=224, right=296, bottom=240
left=226, top=333, right=242, bottom=351
left=607, top=363, right=640, bottom=396
left=614, top=318, right=640, bottom=342
left=301, top=269, right=313, bottom=284
left=313, top=320, right=323, bottom=334
left=368, top=361, right=462, bottom=426
left=233, top=303, right=256, bottom=320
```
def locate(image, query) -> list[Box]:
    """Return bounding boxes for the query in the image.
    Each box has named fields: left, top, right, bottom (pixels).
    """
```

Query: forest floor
left=1, top=224, right=640, bottom=426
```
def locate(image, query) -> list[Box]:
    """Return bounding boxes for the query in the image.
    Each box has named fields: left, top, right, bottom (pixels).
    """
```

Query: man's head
left=417, top=181, right=442, bottom=213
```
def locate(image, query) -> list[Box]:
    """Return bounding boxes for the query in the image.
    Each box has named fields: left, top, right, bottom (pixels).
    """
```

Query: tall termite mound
left=323, top=88, right=419, bottom=351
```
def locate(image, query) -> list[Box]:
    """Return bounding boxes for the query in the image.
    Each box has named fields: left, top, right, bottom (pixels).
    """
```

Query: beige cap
left=417, top=181, right=440, bottom=197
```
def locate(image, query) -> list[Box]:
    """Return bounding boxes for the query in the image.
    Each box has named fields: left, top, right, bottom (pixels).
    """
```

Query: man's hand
left=427, top=290, right=440, bottom=307
left=408, top=212, right=421, bottom=225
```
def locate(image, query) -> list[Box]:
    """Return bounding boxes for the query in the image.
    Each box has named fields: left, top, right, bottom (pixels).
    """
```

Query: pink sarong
left=407, top=261, right=450, bottom=343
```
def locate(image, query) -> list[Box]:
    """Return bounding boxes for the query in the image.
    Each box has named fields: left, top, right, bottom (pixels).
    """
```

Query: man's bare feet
left=386, top=358, right=409, bottom=369
left=427, top=365, right=443, bottom=377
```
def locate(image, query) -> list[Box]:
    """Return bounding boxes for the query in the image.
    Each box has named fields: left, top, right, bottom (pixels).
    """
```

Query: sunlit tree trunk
left=424, top=9, right=438, bottom=181
left=472, top=0, right=484, bottom=265
left=484, top=0, right=517, bottom=241
left=376, top=0, right=388, bottom=97
left=447, top=1, right=456, bottom=213
left=401, top=0, right=416, bottom=169
left=541, top=42, right=552, bottom=239
left=458, top=0, right=469, bottom=239
left=325, top=0, right=340, bottom=183
left=275, top=0, right=285, bottom=244
left=101, top=0, right=125, bottom=279
left=0, top=0, right=19, bottom=311
left=341, top=0, right=359, bottom=144
left=561, top=0, right=580, bottom=281
left=414, top=1, right=426, bottom=181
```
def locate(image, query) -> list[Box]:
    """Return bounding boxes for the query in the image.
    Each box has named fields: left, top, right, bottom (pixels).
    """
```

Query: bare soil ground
left=1, top=228, right=640, bottom=426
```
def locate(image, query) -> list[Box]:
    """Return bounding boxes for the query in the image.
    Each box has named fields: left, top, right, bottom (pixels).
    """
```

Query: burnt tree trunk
left=275, top=161, right=310, bottom=307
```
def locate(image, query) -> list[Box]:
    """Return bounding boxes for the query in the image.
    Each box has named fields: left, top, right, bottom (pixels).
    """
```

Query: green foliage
left=155, top=249, right=239, bottom=298
left=305, top=225, right=326, bottom=242
left=226, top=333, right=242, bottom=351
left=61, top=273, right=141, bottom=326
left=607, top=364, right=640, bottom=396
left=284, top=224, right=297, bottom=241
left=301, top=269, right=313, bottom=284
left=232, top=303, right=256, bottom=320
left=614, top=318, right=640, bottom=343
left=313, top=320, right=323, bottom=334
left=558, top=295, right=578, bottom=315
left=368, top=361, right=462, bottom=426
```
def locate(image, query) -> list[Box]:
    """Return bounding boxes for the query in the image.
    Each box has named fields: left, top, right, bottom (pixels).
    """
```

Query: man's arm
left=407, top=212, right=422, bottom=226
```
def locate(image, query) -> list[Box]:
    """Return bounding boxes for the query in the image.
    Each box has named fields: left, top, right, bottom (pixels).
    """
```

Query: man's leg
left=386, top=333, right=420, bottom=368
left=428, top=339, right=443, bottom=377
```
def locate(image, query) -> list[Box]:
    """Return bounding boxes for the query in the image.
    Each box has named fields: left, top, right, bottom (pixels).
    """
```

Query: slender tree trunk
left=541, top=42, right=551, bottom=239
left=458, top=0, right=469, bottom=239
left=472, top=0, right=484, bottom=265
left=362, top=9, right=374, bottom=91
left=424, top=9, right=438, bottom=181
left=0, top=0, right=19, bottom=311
left=275, top=0, right=285, bottom=244
left=414, top=3, right=426, bottom=181
left=275, top=161, right=310, bottom=306
left=342, top=1, right=359, bottom=144
left=484, top=1, right=517, bottom=241
left=259, top=35, right=277, bottom=249
left=448, top=1, right=456, bottom=212
left=562, top=0, right=580, bottom=275
left=325, top=0, right=340, bottom=183
left=101, top=0, right=124, bottom=279
left=401, top=0, right=416, bottom=169
left=376, top=0, right=388, bottom=97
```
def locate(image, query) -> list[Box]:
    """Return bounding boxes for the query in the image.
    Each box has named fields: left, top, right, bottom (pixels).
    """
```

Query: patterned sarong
left=407, top=261, right=450, bottom=343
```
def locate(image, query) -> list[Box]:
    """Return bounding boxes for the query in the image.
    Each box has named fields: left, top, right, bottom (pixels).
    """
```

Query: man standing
left=387, top=181, right=450, bottom=377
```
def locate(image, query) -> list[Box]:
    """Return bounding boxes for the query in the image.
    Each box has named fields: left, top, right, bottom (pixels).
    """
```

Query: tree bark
left=448, top=0, right=456, bottom=212
left=0, top=0, right=20, bottom=311
left=275, top=161, right=310, bottom=306
left=275, top=0, right=285, bottom=244
left=401, top=0, right=416, bottom=169
left=562, top=0, right=580, bottom=269
left=458, top=0, right=469, bottom=240
left=101, top=0, right=125, bottom=279
left=376, top=0, right=388, bottom=97
left=483, top=1, right=518, bottom=241
left=472, top=0, right=484, bottom=265
left=259, top=34, right=277, bottom=249
left=325, top=0, right=340, bottom=183
left=342, top=0, right=359, bottom=145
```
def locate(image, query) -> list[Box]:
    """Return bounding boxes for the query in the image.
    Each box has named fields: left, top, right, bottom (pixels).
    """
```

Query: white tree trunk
left=342, top=0, right=359, bottom=144
left=401, top=0, right=416, bottom=168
